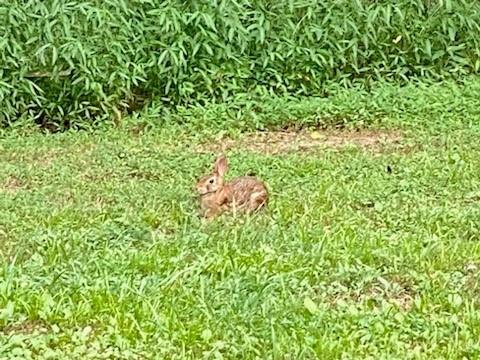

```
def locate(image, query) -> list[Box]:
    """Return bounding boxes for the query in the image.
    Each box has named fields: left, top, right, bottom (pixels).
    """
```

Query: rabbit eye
left=209, top=179, right=214, bottom=184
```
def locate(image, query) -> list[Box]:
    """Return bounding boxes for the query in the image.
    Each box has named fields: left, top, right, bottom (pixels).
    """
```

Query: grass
left=4, top=0, right=480, bottom=127
left=1, top=81, right=480, bottom=358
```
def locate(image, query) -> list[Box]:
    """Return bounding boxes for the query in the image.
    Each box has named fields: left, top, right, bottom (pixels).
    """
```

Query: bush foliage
left=1, top=0, right=480, bottom=127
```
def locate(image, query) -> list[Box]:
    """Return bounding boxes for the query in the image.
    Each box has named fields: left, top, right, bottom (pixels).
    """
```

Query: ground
left=0, top=94, right=480, bottom=358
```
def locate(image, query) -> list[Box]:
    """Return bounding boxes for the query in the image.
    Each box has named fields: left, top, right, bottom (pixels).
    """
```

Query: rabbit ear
left=214, top=155, right=228, bottom=177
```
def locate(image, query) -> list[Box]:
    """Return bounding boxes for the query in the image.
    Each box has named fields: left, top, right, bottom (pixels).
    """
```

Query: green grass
left=1, top=81, right=480, bottom=358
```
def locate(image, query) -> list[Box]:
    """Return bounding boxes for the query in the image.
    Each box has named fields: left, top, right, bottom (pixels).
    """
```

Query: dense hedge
left=1, top=0, right=480, bottom=127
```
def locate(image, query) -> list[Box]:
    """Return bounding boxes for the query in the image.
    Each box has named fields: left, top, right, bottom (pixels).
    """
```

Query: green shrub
left=1, top=0, right=480, bottom=127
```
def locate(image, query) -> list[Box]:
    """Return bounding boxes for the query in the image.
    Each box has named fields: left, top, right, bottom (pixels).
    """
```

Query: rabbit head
left=195, top=155, right=228, bottom=196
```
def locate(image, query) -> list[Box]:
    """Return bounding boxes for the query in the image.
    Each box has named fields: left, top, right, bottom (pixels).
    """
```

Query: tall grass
left=1, top=0, right=480, bottom=127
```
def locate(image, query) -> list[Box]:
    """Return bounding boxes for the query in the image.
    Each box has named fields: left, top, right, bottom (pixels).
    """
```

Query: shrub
left=1, top=0, right=480, bottom=127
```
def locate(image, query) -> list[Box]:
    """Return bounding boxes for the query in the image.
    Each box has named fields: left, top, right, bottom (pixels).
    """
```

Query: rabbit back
left=226, top=176, right=268, bottom=212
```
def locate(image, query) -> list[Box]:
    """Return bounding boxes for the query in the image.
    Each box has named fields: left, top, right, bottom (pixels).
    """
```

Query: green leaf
left=303, top=297, right=318, bottom=314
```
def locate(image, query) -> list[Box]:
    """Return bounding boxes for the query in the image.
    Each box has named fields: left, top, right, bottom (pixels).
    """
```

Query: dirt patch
left=196, top=128, right=403, bottom=155
left=28, top=149, right=61, bottom=167
left=329, top=275, right=416, bottom=311
left=462, top=263, right=479, bottom=304
left=2, top=320, right=47, bottom=335
left=1, top=176, right=26, bottom=193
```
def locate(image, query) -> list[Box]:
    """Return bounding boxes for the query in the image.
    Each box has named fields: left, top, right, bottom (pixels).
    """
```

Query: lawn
left=1, top=82, right=480, bottom=358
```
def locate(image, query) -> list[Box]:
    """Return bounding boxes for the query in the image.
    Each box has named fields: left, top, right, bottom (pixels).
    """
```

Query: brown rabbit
left=196, top=155, right=268, bottom=218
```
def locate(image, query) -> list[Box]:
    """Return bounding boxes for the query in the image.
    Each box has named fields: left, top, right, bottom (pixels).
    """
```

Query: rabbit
left=196, top=155, right=268, bottom=218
